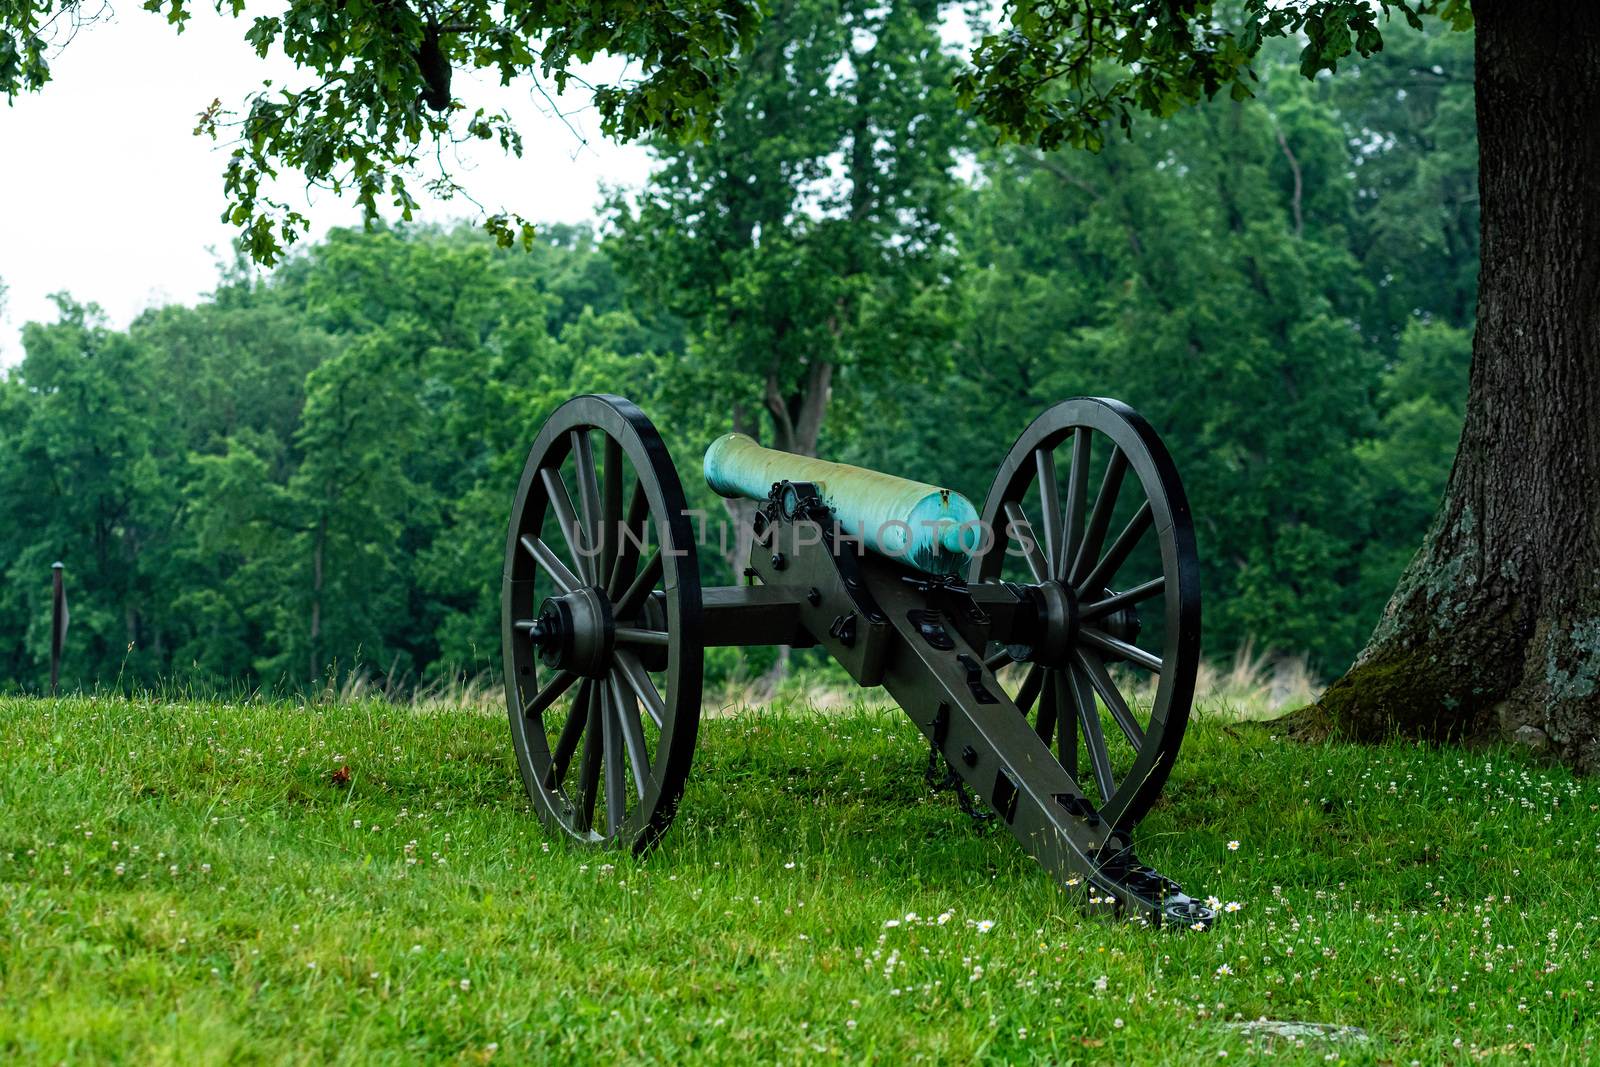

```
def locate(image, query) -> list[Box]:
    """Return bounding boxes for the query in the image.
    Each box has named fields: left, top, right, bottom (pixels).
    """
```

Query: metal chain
left=924, top=739, right=994, bottom=826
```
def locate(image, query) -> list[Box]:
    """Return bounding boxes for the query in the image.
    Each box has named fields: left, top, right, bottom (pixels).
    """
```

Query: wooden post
left=50, top=562, right=67, bottom=697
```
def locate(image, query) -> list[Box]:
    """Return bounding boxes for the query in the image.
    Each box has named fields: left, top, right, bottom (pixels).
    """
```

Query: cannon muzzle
left=704, top=433, right=980, bottom=575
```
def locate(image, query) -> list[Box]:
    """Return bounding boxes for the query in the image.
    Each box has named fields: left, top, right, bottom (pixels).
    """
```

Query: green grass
left=1, top=695, right=1597, bottom=1065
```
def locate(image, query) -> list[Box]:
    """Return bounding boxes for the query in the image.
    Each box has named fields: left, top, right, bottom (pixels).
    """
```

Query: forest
left=0, top=22, right=1477, bottom=697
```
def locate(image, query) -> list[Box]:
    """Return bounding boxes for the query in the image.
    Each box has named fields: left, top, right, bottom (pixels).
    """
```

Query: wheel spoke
left=571, top=429, right=602, bottom=585
left=1035, top=448, right=1063, bottom=580
left=521, top=669, right=577, bottom=720
left=1069, top=447, right=1128, bottom=586
left=614, top=548, right=663, bottom=621
left=1034, top=670, right=1058, bottom=743
left=601, top=686, right=627, bottom=836
left=1060, top=426, right=1091, bottom=578
left=615, top=627, right=670, bottom=648
left=520, top=535, right=581, bottom=594
left=1068, top=662, right=1115, bottom=800
left=545, top=678, right=591, bottom=790
left=607, top=477, right=651, bottom=600
left=608, top=673, right=651, bottom=799
left=984, top=645, right=1013, bottom=672
left=1077, top=500, right=1154, bottom=597
left=1054, top=667, right=1078, bottom=776
left=1002, top=500, right=1050, bottom=584
left=539, top=468, right=587, bottom=582
left=600, top=435, right=624, bottom=585
left=1075, top=648, right=1146, bottom=748
left=615, top=651, right=666, bottom=729
left=1079, top=626, right=1163, bottom=673
left=574, top=684, right=603, bottom=831
left=1079, top=576, right=1165, bottom=622
left=1014, top=664, right=1044, bottom=714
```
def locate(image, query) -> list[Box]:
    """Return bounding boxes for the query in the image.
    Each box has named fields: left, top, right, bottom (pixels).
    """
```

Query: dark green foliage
left=848, top=30, right=1476, bottom=673
left=0, top=225, right=667, bottom=692
left=610, top=0, right=967, bottom=459
left=955, top=1, right=1473, bottom=152
left=0, top=27, right=1475, bottom=692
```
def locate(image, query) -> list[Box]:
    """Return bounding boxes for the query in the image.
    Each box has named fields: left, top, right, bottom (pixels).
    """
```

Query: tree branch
left=1275, top=127, right=1304, bottom=239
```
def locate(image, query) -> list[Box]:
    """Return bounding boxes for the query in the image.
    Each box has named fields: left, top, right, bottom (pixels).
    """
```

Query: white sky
left=0, top=5, right=653, bottom=366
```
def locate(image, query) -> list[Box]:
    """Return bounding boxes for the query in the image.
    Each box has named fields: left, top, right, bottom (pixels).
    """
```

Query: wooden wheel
left=970, top=398, right=1201, bottom=833
left=502, top=395, right=703, bottom=852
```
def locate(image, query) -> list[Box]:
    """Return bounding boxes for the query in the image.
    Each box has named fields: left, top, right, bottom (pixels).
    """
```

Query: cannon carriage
left=502, top=394, right=1214, bottom=929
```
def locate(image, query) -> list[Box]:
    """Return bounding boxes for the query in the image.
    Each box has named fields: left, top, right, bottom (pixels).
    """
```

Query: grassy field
left=1, top=692, right=1596, bottom=1065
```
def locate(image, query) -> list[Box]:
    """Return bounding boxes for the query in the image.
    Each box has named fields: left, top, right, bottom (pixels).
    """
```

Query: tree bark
left=1304, top=2, right=1600, bottom=769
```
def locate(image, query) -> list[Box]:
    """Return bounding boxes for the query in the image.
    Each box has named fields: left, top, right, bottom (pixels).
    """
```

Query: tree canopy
left=3, top=0, right=1470, bottom=263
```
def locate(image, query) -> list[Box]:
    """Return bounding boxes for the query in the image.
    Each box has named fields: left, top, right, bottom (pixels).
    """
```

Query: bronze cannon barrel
left=703, top=433, right=981, bottom=575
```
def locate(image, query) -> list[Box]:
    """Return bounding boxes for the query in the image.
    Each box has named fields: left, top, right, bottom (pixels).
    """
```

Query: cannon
left=502, top=394, right=1214, bottom=929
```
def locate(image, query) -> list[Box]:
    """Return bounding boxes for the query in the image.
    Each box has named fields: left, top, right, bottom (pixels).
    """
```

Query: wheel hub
left=1007, top=580, right=1078, bottom=666
left=529, top=587, right=615, bottom=677
left=1091, top=587, right=1144, bottom=651
left=1010, top=580, right=1143, bottom=666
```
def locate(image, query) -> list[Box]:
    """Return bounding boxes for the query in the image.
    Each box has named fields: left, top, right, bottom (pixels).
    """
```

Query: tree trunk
left=1305, top=2, right=1600, bottom=768
left=310, top=514, right=325, bottom=687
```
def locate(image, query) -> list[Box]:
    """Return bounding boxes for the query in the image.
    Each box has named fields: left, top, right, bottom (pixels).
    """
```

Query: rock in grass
left=1220, top=1019, right=1368, bottom=1045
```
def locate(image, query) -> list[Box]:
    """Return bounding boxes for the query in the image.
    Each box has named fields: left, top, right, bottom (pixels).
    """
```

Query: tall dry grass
left=329, top=669, right=504, bottom=713
left=326, top=641, right=1322, bottom=722
left=705, top=641, right=1320, bottom=721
